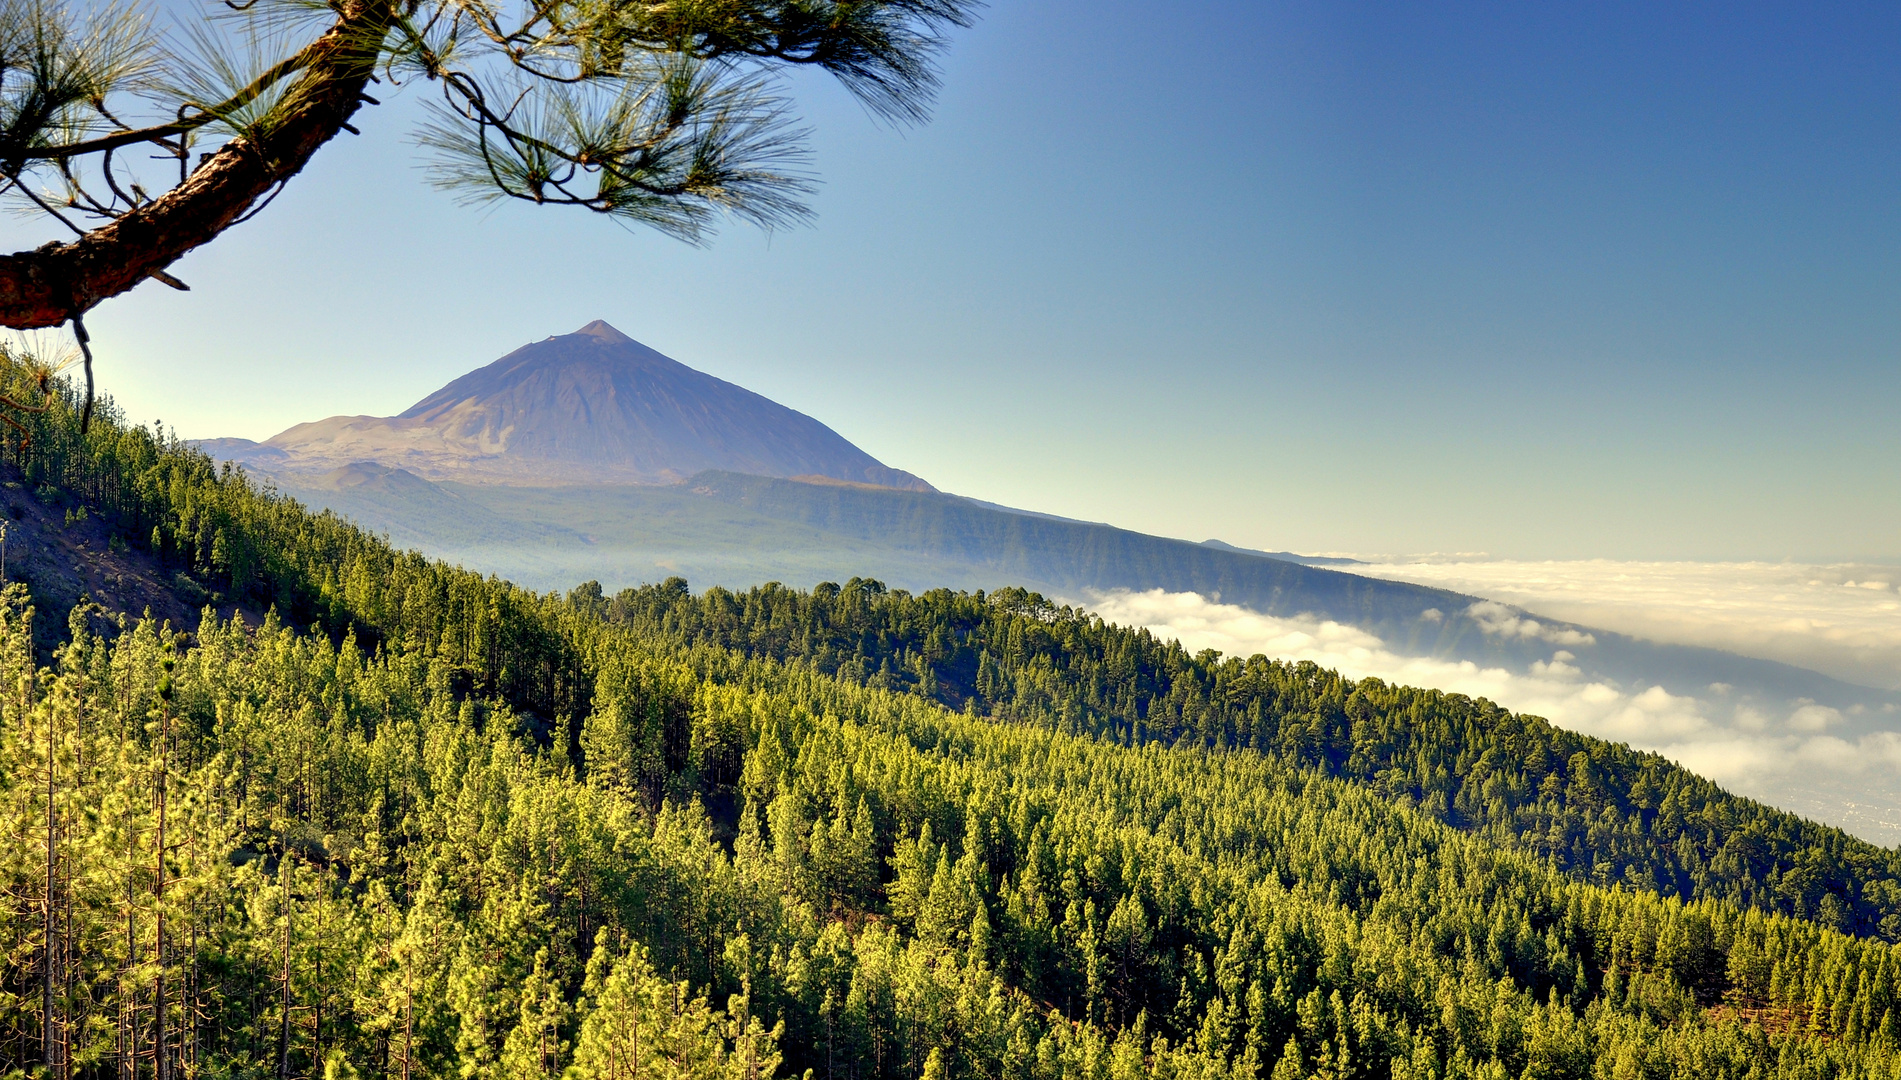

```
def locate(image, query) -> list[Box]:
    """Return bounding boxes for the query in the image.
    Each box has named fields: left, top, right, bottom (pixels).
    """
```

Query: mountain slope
left=189, top=324, right=1900, bottom=841
left=598, top=578, right=1901, bottom=940
left=208, top=321, right=932, bottom=489
left=286, top=461, right=591, bottom=552
left=670, top=473, right=1897, bottom=708
left=0, top=461, right=258, bottom=651
left=272, top=467, right=1901, bottom=842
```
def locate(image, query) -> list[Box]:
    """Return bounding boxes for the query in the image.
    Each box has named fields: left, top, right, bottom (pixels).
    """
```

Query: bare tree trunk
left=314, top=902, right=325, bottom=1073
left=402, top=959, right=412, bottom=1080
left=120, top=688, right=136, bottom=1080
left=63, top=850, right=74, bottom=1080
left=67, top=665, right=83, bottom=1080
left=190, top=909, right=198, bottom=1080
left=122, top=859, right=135, bottom=1080
left=189, top=879, right=201, bottom=1080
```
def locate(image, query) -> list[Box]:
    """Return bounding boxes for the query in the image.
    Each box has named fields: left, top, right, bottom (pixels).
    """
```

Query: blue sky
left=49, top=0, right=1901, bottom=560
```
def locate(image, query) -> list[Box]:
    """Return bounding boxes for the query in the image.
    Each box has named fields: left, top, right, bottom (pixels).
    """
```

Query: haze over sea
left=1351, top=558, right=1901, bottom=693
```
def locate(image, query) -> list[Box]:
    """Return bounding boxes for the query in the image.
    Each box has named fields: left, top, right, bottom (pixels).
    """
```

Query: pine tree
left=0, top=0, right=977, bottom=336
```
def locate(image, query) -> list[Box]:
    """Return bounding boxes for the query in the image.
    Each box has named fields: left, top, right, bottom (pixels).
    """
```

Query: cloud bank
left=1348, top=559, right=1901, bottom=692
left=1082, top=588, right=1901, bottom=846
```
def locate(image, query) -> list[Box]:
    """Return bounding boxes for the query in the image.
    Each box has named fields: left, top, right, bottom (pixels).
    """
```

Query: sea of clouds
left=1083, top=586, right=1901, bottom=846
left=1349, top=559, right=1901, bottom=692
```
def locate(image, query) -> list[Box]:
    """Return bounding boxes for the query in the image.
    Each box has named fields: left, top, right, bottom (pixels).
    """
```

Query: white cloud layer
left=1348, top=559, right=1901, bottom=692
left=1465, top=600, right=1597, bottom=647
left=1082, top=588, right=1901, bottom=846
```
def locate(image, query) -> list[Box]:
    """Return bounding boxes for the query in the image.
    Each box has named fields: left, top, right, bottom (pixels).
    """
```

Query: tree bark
left=0, top=0, right=398, bottom=329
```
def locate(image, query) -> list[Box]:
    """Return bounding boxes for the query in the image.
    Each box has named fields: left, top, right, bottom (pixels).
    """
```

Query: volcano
left=202, top=321, right=933, bottom=490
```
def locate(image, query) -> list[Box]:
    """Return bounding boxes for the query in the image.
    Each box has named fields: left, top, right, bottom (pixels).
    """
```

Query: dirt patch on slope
left=0, top=462, right=262, bottom=654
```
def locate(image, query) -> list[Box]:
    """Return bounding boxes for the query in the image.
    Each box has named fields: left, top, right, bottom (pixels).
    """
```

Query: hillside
left=277, top=465, right=1901, bottom=842
left=0, top=461, right=257, bottom=653
left=204, top=321, right=932, bottom=489
left=5, top=358, right=1901, bottom=1078
left=206, top=324, right=1901, bottom=841
left=599, top=578, right=1901, bottom=939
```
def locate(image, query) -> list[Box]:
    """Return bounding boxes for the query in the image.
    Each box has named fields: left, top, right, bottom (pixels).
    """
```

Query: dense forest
left=593, top=581, right=1901, bottom=941
left=4, top=358, right=1901, bottom=1079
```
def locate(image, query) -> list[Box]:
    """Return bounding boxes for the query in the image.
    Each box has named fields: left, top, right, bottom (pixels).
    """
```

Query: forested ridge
left=593, top=581, right=1901, bottom=942
left=6, top=359, right=1901, bottom=1078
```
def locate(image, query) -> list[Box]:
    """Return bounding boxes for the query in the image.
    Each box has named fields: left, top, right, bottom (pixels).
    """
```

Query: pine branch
left=0, top=0, right=399, bottom=328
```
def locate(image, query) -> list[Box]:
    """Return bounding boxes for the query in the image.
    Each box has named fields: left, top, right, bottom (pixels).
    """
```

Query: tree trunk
left=154, top=704, right=169, bottom=1080
left=43, top=705, right=57, bottom=1073
left=279, top=882, right=293, bottom=1080
left=402, top=957, right=412, bottom=1080
left=190, top=900, right=200, bottom=1080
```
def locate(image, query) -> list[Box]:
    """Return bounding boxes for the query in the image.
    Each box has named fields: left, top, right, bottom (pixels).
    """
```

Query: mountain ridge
left=284, top=464, right=1901, bottom=709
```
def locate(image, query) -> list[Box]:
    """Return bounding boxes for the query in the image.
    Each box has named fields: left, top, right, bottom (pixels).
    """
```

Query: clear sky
left=42, top=0, right=1901, bottom=561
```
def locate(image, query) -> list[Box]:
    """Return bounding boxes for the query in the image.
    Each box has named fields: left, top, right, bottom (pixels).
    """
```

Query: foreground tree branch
left=0, top=0, right=974, bottom=333
left=0, top=0, right=397, bottom=329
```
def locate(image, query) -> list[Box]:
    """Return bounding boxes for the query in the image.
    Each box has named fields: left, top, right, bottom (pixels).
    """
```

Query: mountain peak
left=212, top=323, right=933, bottom=491
left=573, top=319, right=633, bottom=344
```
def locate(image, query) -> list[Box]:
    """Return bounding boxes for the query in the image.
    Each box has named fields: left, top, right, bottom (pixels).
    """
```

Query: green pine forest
left=5, top=359, right=1901, bottom=1080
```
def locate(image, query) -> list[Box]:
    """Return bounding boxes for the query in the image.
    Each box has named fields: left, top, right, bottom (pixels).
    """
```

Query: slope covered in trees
left=5, top=360, right=1901, bottom=1078
left=8, top=599, right=1901, bottom=1079
left=596, top=579, right=1901, bottom=942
